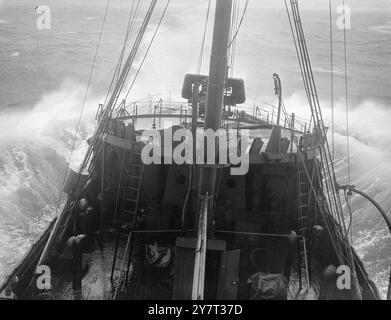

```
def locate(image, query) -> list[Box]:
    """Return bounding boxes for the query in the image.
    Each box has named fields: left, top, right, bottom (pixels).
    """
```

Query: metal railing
left=107, top=97, right=310, bottom=134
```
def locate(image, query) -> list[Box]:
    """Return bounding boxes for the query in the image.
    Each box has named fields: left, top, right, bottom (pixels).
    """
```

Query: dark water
left=0, top=0, right=390, bottom=297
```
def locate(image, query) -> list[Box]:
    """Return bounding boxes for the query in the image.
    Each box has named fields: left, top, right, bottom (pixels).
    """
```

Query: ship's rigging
left=38, top=0, right=170, bottom=267
left=1, top=0, right=389, bottom=301
left=48, top=0, right=385, bottom=299
left=285, top=0, right=363, bottom=298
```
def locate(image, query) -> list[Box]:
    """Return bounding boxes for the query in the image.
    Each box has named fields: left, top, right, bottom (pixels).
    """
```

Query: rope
left=37, top=0, right=162, bottom=269
left=103, top=0, right=142, bottom=107
left=196, top=0, right=211, bottom=74
left=116, top=0, right=139, bottom=81
left=65, top=0, right=110, bottom=176
left=215, top=230, right=303, bottom=239
left=288, top=1, right=342, bottom=231
left=229, top=0, right=239, bottom=77
left=228, top=0, right=249, bottom=48
left=342, top=0, right=351, bottom=186
left=285, top=0, right=353, bottom=265
left=294, top=148, right=346, bottom=265
left=85, top=0, right=160, bottom=172
left=329, top=0, right=335, bottom=163
left=284, top=0, right=312, bottom=115
left=55, top=0, right=110, bottom=212
left=124, top=0, right=171, bottom=100
left=342, top=0, right=353, bottom=241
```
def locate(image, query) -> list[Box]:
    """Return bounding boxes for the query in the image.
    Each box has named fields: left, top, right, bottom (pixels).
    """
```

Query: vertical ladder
left=110, top=143, right=145, bottom=294
left=296, top=160, right=310, bottom=291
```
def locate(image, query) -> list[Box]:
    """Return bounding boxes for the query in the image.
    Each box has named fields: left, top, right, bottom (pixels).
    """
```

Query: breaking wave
left=1, top=83, right=390, bottom=297
left=0, top=81, right=98, bottom=280
left=369, top=24, right=391, bottom=35
left=0, top=1, right=389, bottom=297
left=284, top=93, right=391, bottom=298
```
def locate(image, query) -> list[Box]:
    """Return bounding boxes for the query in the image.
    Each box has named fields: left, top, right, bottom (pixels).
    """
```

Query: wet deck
left=51, top=233, right=171, bottom=300
left=52, top=238, right=119, bottom=300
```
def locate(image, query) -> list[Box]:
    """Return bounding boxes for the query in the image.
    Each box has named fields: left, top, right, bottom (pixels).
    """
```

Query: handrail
left=119, top=99, right=310, bottom=133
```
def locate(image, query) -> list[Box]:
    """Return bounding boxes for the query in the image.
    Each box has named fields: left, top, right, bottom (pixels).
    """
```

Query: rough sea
left=0, top=0, right=390, bottom=298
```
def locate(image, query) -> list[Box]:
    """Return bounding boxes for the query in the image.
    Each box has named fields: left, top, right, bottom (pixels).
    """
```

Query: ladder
left=296, top=158, right=310, bottom=291
left=110, top=143, right=145, bottom=295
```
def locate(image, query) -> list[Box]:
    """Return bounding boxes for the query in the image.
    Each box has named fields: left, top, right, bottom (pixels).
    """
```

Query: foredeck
left=52, top=238, right=118, bottom=300
left=51, top=233, right=172, bottom=300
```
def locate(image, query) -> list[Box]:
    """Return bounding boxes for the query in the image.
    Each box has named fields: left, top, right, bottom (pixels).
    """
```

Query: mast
left=192, top=0, right=233, bottom=300
left=198, top=0, right=233, bottom=234
left=192, top=0, right=232, bottom=300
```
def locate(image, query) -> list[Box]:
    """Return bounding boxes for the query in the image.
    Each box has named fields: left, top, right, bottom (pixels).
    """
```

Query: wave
left=312, top=66, right=345, bottom=76
left=369, top=24, right=391, bottom=35
left=284, top=92, right=391, bottom=298
left=59, top=31, right=78, bottom=35
left=1, top=80, right=390, bottom=297
left=0, top=80, right=100, bottom=281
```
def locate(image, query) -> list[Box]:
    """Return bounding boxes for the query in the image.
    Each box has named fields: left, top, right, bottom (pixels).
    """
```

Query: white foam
left=369, top=24, right=391, bottom=35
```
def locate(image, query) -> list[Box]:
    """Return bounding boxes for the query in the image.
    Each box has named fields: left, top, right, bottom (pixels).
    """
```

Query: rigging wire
left=36, top=0, right=111, bottom=267
left=342, top=0, right=351, bottom=186
left=284, top=0, right=313, bottom=128
left=284, top=0, right=349, bottom=265
left=329, top=0, right=335, bottom=163
left=124, top=0, right=171, bottom=101
left=228, top=0, right=249, bottom=49
left=229, top=0, right=235, bottom=74
left=196, top=0, right=212, bottom=74
left=59, top=0, right=110, bottom=205
left=182, top=0, right=213, bottom=230
left=82, top=0, right=160, bottom=189
left=290, top=1, right=342, bottom=228
left=38, top=0, right=162, bottom=270
left=103, top=0, right=142, bottom=107
left=286, top=3, right=366, bottom=297
left=65, top=0, right=110, bottom=177
left=342, top=0, right=353, bottom=240
left=115, top=0, right=141, bottom=85
left=229, top=0, right=239, bottom=77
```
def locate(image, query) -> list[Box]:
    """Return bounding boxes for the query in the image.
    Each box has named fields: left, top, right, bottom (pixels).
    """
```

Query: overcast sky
left=3, top=0, right=388, bottom=14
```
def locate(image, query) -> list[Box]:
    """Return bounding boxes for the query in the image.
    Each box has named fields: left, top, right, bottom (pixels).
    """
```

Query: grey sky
left=8, top=0, right=387, bottom=13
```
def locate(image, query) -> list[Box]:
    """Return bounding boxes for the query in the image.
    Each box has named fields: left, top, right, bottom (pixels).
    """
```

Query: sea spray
left=0, top=81, right=100, bottom=281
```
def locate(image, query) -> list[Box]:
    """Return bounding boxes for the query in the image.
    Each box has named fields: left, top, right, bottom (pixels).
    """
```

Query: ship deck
left=52, top=238, right=118, bottom=300
left=51, top=233, right=172, bottom=300
left=48, top=232, right=319, bottom=300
